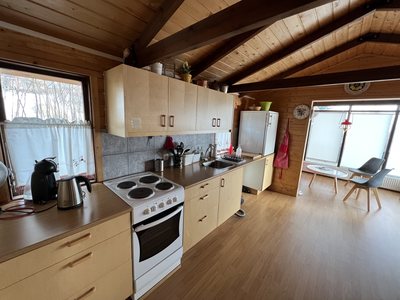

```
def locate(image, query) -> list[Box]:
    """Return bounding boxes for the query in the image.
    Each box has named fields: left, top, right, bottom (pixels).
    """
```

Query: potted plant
left=179, top=61, right=192, bottom=83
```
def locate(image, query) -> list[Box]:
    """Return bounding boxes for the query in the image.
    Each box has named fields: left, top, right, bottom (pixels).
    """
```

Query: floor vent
left=381, top=176, right=400, bottom=192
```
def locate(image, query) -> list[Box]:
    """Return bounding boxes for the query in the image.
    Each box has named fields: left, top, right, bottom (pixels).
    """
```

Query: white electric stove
left=104, top=172, right=184, bottom=299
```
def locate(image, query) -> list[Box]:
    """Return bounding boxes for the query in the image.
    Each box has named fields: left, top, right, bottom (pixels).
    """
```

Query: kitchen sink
left=202, top=160, right=235, bottom=169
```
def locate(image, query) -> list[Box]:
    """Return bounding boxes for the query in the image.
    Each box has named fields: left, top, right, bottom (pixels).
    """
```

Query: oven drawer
left=183, top=187, right=219, bottom=252
left=67, top=262, right=132, bottom=300
left=185, top=177, right=220, bottom=199
left=0, top=213, right=130, bottom=290
left=0, top=230, right=132, bottom=300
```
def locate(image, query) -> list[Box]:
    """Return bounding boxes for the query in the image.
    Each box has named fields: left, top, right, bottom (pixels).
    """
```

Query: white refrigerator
left=238, top=111, right=279, bottom=155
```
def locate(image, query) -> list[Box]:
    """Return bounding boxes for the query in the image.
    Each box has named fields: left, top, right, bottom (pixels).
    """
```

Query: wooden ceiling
left=1, top=0, right=400, bottom=92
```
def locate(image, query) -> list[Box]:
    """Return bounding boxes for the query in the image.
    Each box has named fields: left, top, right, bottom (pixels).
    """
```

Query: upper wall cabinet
left=105, top=64, right=233, bottom=137
left=196, top=86, right=234, bottom=132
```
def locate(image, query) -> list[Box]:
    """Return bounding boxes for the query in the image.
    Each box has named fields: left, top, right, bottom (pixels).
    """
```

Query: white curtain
left=3, top=118, right=95, bottom=186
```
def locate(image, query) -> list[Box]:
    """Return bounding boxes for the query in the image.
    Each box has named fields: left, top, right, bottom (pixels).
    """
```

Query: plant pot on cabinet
left=181, top=73, right=192, bottom=83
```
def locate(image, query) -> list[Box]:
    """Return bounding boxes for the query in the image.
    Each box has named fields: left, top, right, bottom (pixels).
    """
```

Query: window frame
left=0, top=60, right=95, bottom=200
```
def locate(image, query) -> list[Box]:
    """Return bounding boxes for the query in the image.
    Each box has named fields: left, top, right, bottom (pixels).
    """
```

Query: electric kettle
left=57, top=175, right=92, bottom=209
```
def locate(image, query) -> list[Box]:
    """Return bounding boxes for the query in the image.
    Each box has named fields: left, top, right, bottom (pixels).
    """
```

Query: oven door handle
left=134, top=205, right=183, bottom=232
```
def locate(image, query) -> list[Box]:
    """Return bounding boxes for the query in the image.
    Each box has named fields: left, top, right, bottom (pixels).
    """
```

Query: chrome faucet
left=203, top=144, right=217, bottom=161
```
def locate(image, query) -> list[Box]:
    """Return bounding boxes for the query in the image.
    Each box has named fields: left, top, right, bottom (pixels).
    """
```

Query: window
left=0, top=62, right=95, bottom=198
left=305, top=102, right=400, bottom=178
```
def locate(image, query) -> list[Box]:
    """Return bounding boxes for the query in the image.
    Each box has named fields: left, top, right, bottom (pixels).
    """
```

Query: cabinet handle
left=217, top=118, right=221, bottom=127
left=221, top=178, right=225, bottom=187
left=66, top=233, right=91, bottom=247
left=68, top=252, right=93, bottom=268
left=200, top=194, right=209, bottom=200
left=75, top=287, right=96, bottom=300
left=169, top=115, right=175, bottom=127
left=200, top=183, right=209, bottom=189
left=199, top=215, right=207, bottom=222
left=212, top=118, right=216, bottom=127
left=161, top=115, right=166, bottom=127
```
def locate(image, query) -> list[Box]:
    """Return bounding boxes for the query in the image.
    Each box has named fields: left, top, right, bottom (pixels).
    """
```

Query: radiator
left=381, top=176, right=400, bottom=192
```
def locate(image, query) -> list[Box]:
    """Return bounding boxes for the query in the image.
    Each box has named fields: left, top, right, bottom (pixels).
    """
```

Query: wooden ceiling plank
left=135, top=0, right=331, bottom=67
left=134, top=0, right=184, bottom=50
left=191, top=27, right=265, bottom=77
left=223, top=1, right=381, bottom=85
left=229, top=65, right=400, bottom=92
left=271, top=37, right=364, bottom=80
left=0, top=6, right=122, bottom=56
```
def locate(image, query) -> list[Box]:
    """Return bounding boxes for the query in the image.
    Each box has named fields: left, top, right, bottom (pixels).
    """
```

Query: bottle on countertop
left=236, top=145, right=242, bottom=158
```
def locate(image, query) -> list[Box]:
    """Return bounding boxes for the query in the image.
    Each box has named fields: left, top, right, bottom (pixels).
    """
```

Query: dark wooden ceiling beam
left=377, top=0, right=400, bottom=10
left=191, top=27, right=265, bottom=78
left=134, top=0, right=184, bottom=50
left=271, top=32, right=400, bottom=80
left=135, top=0, right=331, bottom=67
left=229, top=65, right=400, bottom=92
left=223, top=0, right=386, bottom=85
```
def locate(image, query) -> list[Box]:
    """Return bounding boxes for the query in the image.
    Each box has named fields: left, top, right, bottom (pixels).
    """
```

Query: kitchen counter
left=0, top=183, right=131, bottom=263
left=159, top=156, right=263, bottom=188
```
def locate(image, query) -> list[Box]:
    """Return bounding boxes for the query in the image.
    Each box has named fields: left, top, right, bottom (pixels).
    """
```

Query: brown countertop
left=0, top=183, right=131, bottom=263
left=159, top=156, right=264, bottom=188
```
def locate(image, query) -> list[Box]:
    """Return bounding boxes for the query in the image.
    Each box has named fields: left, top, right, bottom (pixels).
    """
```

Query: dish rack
left=222, top=155, right=244, bottom=163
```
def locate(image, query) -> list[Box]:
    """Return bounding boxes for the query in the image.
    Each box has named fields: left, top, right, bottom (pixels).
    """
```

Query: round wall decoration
left=344, top=82, right=370, bottom=95
left=293, top=104, right=310, bottom=120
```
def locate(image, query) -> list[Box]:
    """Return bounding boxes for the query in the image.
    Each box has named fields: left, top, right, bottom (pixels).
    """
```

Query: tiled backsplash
left=102, top=133, right=214, bottom=180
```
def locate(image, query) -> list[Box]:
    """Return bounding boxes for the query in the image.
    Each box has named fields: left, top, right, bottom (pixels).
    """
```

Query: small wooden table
left=307, top=164, right=348, bottom=194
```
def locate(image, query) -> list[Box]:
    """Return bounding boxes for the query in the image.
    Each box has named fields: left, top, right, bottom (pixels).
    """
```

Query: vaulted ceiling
left=1, top=0, right=400, bottom=92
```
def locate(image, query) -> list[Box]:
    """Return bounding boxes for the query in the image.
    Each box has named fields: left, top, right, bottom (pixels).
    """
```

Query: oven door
left=132, top=204, right=183, bottom=279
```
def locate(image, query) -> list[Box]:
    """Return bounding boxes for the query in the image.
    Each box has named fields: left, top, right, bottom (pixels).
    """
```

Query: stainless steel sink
left=202, top=160, right=235, bottom=169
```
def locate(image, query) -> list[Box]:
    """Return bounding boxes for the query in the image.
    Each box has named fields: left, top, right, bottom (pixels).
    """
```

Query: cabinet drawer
left=185, top=177, right=220, bottom=199
left=183, top=188, right=219, bottom=252
left=0, top=213, right=130, bottom=290
left=67, top=262, right=132, bottom=300
left=0, top=230, right=132, bottom=300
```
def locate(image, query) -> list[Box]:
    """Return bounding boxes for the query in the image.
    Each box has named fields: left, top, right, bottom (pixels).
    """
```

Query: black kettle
left=31, top=158, right=58, bottom=204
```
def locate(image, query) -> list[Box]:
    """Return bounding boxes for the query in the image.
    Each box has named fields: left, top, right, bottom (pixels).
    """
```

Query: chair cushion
left=351, top=177, right=369, bottom=185
left=348, top=168, right=376, bottom=176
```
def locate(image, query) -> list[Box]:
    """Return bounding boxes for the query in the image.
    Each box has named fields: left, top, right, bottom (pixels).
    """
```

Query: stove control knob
left=166, top=199, right=172, bottom=205
left=151, top=205, right=157, bottom=212
left=173, top=197, right=177, bottom=202
left=143, top=208, right=150, bottom=215
left=158, top=202, right=165, bottom=209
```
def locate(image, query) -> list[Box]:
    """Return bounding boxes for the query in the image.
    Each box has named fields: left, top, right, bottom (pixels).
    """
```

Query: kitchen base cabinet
left=218, top=168, right=244, bottom=226
left=183, top=168, right=244, bottom=251
left=243, top=154, right=274, bottom=192
left=0, top=213, right=133, bottom=300
left=184, top=182, right=219, bottom=252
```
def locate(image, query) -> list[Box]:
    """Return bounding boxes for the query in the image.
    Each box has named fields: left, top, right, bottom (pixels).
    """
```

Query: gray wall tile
left=103, top=153, right=129, bottom=180
left=102, top=133, right=127, bottom=155
left=128, top=136, right=155, bottom=152
left=128, top=151, right=156, bottom=174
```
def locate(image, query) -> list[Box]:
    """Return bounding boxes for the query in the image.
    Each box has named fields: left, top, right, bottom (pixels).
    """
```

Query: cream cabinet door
left=168, top=79, right=197, bottom=132
left=124, top=66, right=168, bottom=135
left=262, top=154, right=274, bottom=190
left=196, top=86, right=215, bottom=131
left=216, top=93, right=234, bottom=131
left=218, top=168, right=243, bottom=226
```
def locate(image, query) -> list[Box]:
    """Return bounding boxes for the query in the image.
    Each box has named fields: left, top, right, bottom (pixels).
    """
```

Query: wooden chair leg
left=367, top=188, right=370, bottom=212
left=356, top=188, right=361, bottom=200
left=343, top=185, right=357, bottom=202
left=334, top=177, right=338, bottom=194
left=372, top=188, right=382, bottom=209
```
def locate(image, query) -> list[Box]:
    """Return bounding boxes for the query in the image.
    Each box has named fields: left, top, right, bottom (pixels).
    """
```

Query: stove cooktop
left=104, top=172, right=184, bottom=224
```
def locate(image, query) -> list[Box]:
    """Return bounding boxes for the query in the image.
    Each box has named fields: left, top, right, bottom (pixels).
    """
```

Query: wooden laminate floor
left=145, top=173, right=400, bottom=300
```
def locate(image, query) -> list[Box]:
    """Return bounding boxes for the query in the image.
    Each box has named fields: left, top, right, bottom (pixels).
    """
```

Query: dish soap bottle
left=236, top=145, right=242, bottom=158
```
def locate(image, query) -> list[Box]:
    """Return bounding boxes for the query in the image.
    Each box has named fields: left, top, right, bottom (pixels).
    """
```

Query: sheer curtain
left=3, top=118, right=95, bottom=187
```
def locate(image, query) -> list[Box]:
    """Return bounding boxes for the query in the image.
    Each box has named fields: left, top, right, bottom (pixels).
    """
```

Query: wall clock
left=344, top=82, right=370, bottom=95
left=293, top=104, right=310, bottom=120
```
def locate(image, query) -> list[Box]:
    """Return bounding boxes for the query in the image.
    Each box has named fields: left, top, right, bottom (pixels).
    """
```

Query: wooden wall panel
left=247, top=79, right=400, bottom=197
left=0, top=28, right=119, bottom=183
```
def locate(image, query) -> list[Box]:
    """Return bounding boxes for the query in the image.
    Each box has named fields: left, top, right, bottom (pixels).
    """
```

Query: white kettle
left=57, top=176, right=92, bottom=209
